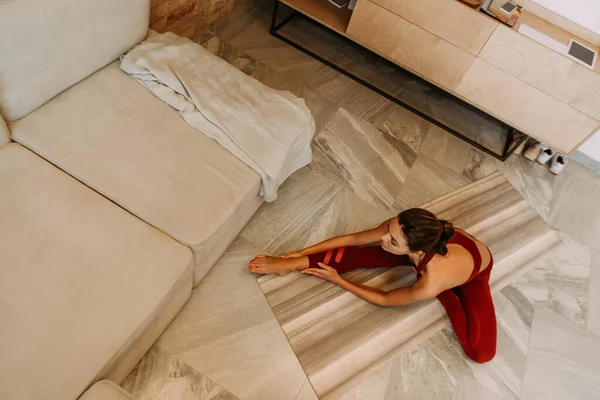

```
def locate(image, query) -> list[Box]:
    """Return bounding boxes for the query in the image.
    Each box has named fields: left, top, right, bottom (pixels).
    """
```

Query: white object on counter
left=518, top=23, right=569, bottom=54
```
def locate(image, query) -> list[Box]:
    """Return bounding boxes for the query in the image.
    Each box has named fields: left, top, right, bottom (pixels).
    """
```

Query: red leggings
left=307, top=245, right=497, bottom=363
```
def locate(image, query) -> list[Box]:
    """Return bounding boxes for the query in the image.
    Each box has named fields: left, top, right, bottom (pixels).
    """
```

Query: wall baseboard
left=571, top=150, right=600, bottom=173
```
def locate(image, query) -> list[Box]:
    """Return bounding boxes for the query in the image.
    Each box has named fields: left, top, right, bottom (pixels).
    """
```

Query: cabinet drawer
left=371, top=0, right=498, bottom=55
left=479, top=25, right=600, bottom=121
left=455, top=59, right=600, bottom=153
left=347, top=0, right=475, bottom=90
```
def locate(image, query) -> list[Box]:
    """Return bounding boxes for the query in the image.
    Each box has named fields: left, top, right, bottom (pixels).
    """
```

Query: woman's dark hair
left=397, top=208, right=455, bottom=255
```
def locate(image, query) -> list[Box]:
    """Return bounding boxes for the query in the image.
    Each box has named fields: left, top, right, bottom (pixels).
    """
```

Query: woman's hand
left=278, top=251, right=304, bottom=259
left=302, top=263, right=343, bottom=284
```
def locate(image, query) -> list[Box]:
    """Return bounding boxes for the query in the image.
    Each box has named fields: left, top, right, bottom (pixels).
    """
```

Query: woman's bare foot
left=249, top=254, right=308, bottom=276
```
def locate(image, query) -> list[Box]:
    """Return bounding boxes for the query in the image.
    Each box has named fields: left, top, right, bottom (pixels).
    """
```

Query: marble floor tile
left=493, top=231, right=592, bottom=352
left=372, top=104, right=432, bottom=154
left=194, top=0, right=267, bottom=44
left=499, top=156, right=600, bottom=253
left=212, top=3, right=269, bottom=43
left=463, top=148, right=500, bottom=182
left=419, top=125, right=474, bottom=176
left=296, top=87, right=338, bottom=136
left=153, top=237, right=308, bottom=400
left=338, top=363, right=392, bottom=400
left=249, top=57, right=310, bottom=95
left=201, top=34, right=309, bottom=97
left=240, top=164, right=393, bottom=257
left=395, top=154, right=471, bottom=209
left=227, top=19, right=321, bottom=83
left=521, top=304, right=600, bottom=400
left=304, top=65, right=392, bottom=122
left=496, top=155, right=555, bottom=221
left=316, top=107, right=396, bottom=167
left=342, top=327, right=522, bottom=400
left=494, top=318, right=527, bottom=391
left=202, top=36, right=259, bottom=76
left=588, top=249, right=600, bottom=336
left=494, top=287, right=534, bottom=354
left=547, top=163, right=600, bottom=252
left=388, top=329, right=522, bottom=400
left=240, top=167, right=341, bottom=255
left=309, top=108, right=415, bottom=209
left=509, top=232, right=591, bottom=327
left=123, top=346, right=238, bottom=400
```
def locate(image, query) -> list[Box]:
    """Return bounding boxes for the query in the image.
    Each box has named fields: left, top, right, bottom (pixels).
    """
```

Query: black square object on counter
left=568, top=40, right=597, bottom=68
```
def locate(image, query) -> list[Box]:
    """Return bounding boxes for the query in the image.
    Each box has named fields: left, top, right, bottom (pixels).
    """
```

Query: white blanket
left=120, top=32, right=315, bottom=201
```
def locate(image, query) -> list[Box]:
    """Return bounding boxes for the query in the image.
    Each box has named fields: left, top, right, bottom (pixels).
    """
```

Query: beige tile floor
left=124, top=3, right=600, bottom=399
left=520, top=305, right=600, bottom=400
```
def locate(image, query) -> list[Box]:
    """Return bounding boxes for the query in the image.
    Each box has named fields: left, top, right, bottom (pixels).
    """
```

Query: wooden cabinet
left=276, top=0, right=600, bottom=153
left=479, top=25, right=600, bottom=122
left=347, top=0, right=476, bottom=90
left=345, top=0, right=600, bottom=152
left=371, top=0, right=498, bottom=55
left=455, top=59, right=600, bottom=152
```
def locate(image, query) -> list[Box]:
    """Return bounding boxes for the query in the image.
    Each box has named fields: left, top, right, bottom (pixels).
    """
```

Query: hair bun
left=439, top=220, right=455, bottom=242
left=434, top=220, right=455, bottom=255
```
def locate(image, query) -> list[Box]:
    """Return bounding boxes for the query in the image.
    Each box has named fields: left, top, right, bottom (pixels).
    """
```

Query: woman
left=249, top=208, right=496, bottom=363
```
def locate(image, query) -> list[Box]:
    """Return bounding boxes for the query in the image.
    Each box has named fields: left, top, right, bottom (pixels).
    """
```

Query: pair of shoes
left=521, top=140, right=568, bottom=174
left=536, top=144, right=554, bottom=164
left=549, top=154, right=568, bottom=175
left=536, top=145, right=567, bottom=174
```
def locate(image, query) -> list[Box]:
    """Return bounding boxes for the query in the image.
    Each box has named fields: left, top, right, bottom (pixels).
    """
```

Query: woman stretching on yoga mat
left=249, top=208, right=496, bottom=363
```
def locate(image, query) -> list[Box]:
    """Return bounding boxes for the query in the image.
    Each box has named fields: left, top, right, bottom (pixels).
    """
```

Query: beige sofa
left=0, top=0, right=264, bottom=399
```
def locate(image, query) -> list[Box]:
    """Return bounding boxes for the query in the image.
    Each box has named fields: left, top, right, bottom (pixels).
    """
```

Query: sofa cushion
left=0, top=144, right=193, bottom=400
left=11, top=62, right=263, bottom=286
left=0, top=0, right=149, bottom=121
left=79, top=381, right=133, bottom=400
left=0, top=115, right=9, bottom=146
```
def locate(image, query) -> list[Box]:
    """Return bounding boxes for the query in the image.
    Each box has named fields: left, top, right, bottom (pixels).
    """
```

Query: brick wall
left=150, top=0, right=248, bottom=38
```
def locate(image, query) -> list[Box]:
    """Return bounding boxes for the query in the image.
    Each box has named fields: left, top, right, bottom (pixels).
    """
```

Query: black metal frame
left=269, top=1, right=528, bottom=161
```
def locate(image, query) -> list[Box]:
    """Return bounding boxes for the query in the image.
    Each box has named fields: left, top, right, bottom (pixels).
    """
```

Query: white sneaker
left=536, top=145, right=554, bottom=164
left=549, top=153, right=567, bottom=175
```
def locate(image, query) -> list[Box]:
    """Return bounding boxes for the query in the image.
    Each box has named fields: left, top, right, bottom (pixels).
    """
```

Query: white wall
left=532, top=0, right=600, bottom=35
left=578, top=128, right=600, bottom=161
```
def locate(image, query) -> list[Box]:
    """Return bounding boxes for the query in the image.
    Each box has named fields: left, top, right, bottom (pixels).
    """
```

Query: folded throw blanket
left=120, top=32, right=315, bottom=201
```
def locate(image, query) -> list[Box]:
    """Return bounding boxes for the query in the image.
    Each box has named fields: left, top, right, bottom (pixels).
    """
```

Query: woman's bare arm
left=288, top=218, right=392, bottom=256
left=336, top=270, right=443, bottom=307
